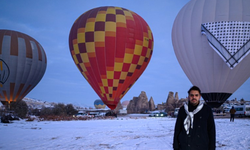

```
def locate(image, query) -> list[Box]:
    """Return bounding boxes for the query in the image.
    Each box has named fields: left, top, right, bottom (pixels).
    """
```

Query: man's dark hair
left=188, top=86, right=201, bottom=94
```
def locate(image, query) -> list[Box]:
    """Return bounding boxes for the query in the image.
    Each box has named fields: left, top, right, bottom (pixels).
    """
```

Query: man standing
left=173, top=86, right=216, bottom=150
left=230, top=106, right=236, bottom=122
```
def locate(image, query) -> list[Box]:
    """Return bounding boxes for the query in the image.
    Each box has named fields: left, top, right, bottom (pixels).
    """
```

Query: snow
left=1, top=115, right=250, bottom=150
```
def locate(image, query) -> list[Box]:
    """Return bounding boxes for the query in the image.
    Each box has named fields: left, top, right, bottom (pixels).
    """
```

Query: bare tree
left=9, top=100, right=28, bottom=118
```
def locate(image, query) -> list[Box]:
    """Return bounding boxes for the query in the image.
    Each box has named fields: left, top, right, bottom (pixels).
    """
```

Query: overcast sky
left=1, top=0, right=250, bottom=107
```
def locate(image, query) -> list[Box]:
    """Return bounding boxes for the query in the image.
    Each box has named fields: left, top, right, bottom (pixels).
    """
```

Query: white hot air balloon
left=172, top=0, right=250, bottom=108
left=0, top=30, right=47, bottom=107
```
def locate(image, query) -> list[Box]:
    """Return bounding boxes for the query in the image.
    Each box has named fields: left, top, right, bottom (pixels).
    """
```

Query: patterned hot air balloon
left=69, top=6, right=153, bottom=110
left=94, top=99, right=106, bottom=109
left=172, top=0, right=250, bottom=108
left=0, top=30, right=47, bottom=107
left=121, top=100, right=129, bottom=109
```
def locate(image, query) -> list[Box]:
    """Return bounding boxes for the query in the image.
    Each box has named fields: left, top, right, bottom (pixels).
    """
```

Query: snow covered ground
left=1, top=115, right=250, bottom=150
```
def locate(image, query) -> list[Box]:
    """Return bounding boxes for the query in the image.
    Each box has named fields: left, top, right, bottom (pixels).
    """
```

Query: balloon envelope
left=172, top=0, right=250, bottom=108
left=69, top=6, right=153, bottom=110
left=94, top=99, right=106, bottom=109
left=0, top=30, right=47, bottom=105
left=121, top=100, right=130, bottom=109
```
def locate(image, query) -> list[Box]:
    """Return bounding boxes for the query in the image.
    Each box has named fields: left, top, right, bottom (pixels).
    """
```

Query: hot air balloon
left=121, top=100, right=130, bottom=109
left=0, top=30, right=47, bottom=107
left=69, top=6, right=153, bottom=110
left=172, top=0, right=250, bottom=108
left=94, top=99, right=106, bottom=109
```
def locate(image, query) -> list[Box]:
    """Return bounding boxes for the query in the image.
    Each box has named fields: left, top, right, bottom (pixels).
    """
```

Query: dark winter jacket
left=230, top=108, right=236, bottom=114
left=173, top=103, right=216, bottom=150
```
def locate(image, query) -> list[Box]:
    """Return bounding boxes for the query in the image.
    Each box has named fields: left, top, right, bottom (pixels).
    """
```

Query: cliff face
left=165, top=92, right=188, bottom=115
left=148, top=97, right=155, bottom=111
left=175, top=92, right=179, bottom=103
left=124, top=91, right=189, bottom=114
left=127, top=91, right=151, bottom=113
left=176, top=98, right=188, bottom=108
left=166, top=91, right=176, bottom=112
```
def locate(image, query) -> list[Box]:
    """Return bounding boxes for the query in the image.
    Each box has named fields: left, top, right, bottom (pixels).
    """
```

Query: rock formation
left=157, top=103, right=166, bottom=111
left=175, top=92, right=179, bottom=103
left=125, top=90, right=189, bottom=114
left=166, top=91, right=176, bottom=112
left=127, top=91, right=149, bottom=113
left=176, top=98, right=188, bottom=108
left=148, top=97, right=155, bottom=111
left=165, top=91, right=187, bottom=115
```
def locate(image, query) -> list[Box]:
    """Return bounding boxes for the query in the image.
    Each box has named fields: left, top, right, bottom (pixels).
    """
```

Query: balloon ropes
left=0, top=30, right=47, bottom=107
left=69, top=6, right=154, bottom=110
left=172, top=0, right=250, bottom=108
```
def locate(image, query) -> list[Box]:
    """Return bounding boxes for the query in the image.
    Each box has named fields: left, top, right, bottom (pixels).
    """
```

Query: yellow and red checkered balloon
left=69, top=6, right=154, bottom=110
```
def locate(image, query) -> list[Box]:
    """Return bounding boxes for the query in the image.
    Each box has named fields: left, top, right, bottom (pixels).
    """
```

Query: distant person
left=173, top=86, right=216, bottom=150
left=230, top=106, right=236, bottom=122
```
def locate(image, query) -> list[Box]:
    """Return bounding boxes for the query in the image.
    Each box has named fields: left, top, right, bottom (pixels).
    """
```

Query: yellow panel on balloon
left=113, top=79, right=119, bottom=87
left=107, top=71, right=114, bottom=79
left=85, top=42, right=95, bottom=53
left=134, top=45, right=142, bottom=55
left=124, top=11, right=133, bottom=18
left=105, top=22, right=116, bottom=32
left=73, top=44, right=79, bottom=54
left=114, top=62, right=123, bottom=71
left=72, top=55, right=79, bottom=64
left=138, top=56, right=145, bottom=66
left=146, top=49, right=151, bottom=58
left=106, top=8, right=116, bottom=14
left=80, top=53, right=89, bottom=63
left=143, top=38, right=149, bottom=47
left=116, top=15, right=126, bottom=23
left=94, top=31, right=105, bottom=42
left=77, top=33, right=85, bottom=43
left=108, top=87, right=113, bottom=94
left=101, top=79, right=108, bottom=86
left=100, top=86, right=105, bottom=93
left=148, top=29, right=153, bottom=40
left=96, top=14, right=106, bottom=22
left=120, top=72, right=127, bottom=80
left=85, top=22, right=95, bottom=32
left=124, top=53, right=133, bottom=63
left=79, top=63, right=87, bottom=72
left=129, top=64, right=136, bottom=72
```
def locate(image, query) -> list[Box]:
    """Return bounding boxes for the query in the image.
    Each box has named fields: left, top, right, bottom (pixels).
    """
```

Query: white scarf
left=184, top=101, right=204, bottom=134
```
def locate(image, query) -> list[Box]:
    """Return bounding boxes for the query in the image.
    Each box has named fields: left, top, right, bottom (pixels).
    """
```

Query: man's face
left=188, top=90, right=201, bottom=106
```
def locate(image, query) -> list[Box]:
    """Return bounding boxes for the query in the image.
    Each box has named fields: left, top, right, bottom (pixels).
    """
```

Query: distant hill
left=22, top=97, right=88, bottom=110
left=22, top=97, right=57, bottom=109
